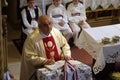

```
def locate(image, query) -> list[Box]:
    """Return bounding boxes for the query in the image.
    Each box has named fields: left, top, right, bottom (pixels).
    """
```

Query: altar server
left=47, top=0, right=73, bottom=41
left=21, top=0, right=42, bottom=36
left=67, top=0, right=91, bottom=44
left=20, top=16, right=72, bottom=80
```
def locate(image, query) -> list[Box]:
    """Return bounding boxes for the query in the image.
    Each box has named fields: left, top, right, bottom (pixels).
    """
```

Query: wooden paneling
left=0, top=0, right=4, bottom=79
left=86, top=8, right=120, bottom=27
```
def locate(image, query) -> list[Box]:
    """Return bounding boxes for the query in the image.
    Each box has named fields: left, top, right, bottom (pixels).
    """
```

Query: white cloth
left=47, top=4, right=73, bottom=41
left=67, top=2, right=91, bottom=44
left=91, top=0, right=102, bottom=10
left=21, top=6, right=42, bottom=35
left=76, top=24, right=120, bottom=74
left=82, top=0, right=92, bottom=9
left=101, top=0, right=111, bottom=9
left=111, top=0, right=120, bottom=8
left=20, top=28, right=71, bottom=80
left=67, top=3, right=87, bottom=24
left=37, top=60, right=92, bottom=80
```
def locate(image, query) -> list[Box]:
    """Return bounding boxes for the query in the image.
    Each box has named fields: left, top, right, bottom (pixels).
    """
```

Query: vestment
left=20, top=27, right=71, bottom=80
left=21, top=6, right=42, bottom=35
left=47, top=4, right=73, bottom=41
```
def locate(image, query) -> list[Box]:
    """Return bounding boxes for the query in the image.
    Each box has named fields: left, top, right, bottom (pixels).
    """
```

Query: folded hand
left=44, top=59, right=55, bottom=65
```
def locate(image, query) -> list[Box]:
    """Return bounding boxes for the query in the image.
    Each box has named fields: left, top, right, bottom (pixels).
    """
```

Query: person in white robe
left=47, top=0, right=73, bottom=41
left=67, top=0, right=91, bottom=44
left=21, top=0, right=42, bottom=36
left=20, top=15, right=72, bottom=80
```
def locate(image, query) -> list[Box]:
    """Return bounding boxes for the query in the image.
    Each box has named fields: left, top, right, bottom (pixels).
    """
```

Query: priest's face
left=38, top=16, right=53, bottom=35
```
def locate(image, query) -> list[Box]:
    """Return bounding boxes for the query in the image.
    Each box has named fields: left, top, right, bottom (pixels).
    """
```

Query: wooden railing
left=86, top=7, right=120, bottom=20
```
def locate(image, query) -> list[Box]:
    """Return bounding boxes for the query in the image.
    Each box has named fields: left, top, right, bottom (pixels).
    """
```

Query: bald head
left=38, top=15, right=53, bottom=35
left=38, top=16, right=50, bottom=24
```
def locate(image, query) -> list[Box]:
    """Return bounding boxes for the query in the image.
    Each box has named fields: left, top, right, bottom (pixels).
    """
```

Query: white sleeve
left=79, top=4, right=87, bottom=21
left=47, top=5, right=59, bottom=24
left=67, top=4, right=75, bottom=22
left=62, top=6, right=68, bottom=23
left=21, top=9, right=33, bottom=28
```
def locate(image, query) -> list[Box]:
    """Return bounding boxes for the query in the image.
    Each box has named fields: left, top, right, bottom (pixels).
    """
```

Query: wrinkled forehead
left=39, top=16, right=51, bottom=24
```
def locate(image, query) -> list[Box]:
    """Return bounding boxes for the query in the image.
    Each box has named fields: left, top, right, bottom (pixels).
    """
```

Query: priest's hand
left=44, top=59, right=55, bottom=65
left=32, top=27, right=37, bottom=30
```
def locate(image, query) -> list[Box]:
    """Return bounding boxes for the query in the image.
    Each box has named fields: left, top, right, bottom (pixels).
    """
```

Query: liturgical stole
left=42, top=36, right=60, bottom=61
left=64, top=61, right=78, bottom=80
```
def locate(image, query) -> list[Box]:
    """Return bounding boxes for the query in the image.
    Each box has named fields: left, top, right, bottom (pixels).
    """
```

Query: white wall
left=20, top=0, right=73, bottom=14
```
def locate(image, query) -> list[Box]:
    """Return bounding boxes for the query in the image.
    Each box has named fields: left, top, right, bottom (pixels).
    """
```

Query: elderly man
left=47, top=0, right=73, bottom=42
left=67, top=0, right=91, bottom=44
left=21, top=0, right=42, bottom=36
left=20, top=15, right=72, bottom=80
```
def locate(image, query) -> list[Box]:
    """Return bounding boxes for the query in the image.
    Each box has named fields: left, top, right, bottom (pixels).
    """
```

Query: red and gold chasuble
left=43, top=36, right=60, bottom=61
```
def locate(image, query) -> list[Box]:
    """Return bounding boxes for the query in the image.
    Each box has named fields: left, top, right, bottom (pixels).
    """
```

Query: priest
left=20, top=15, right=72, bottom=80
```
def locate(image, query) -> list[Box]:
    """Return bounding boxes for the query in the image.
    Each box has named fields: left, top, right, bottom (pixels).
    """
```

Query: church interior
left=0, top=0, right=120, bottom=80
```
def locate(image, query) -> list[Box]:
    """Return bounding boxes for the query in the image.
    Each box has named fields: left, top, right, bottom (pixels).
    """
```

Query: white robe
left=67, top=2, right=91, bottom=44
left=20, top=27, right=71, bottom=80
left=47, top=4, right=73, bottom=41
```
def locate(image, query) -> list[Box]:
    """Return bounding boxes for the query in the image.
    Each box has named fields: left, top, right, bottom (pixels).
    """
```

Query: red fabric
left=43, top=36, right=60, bottom=61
